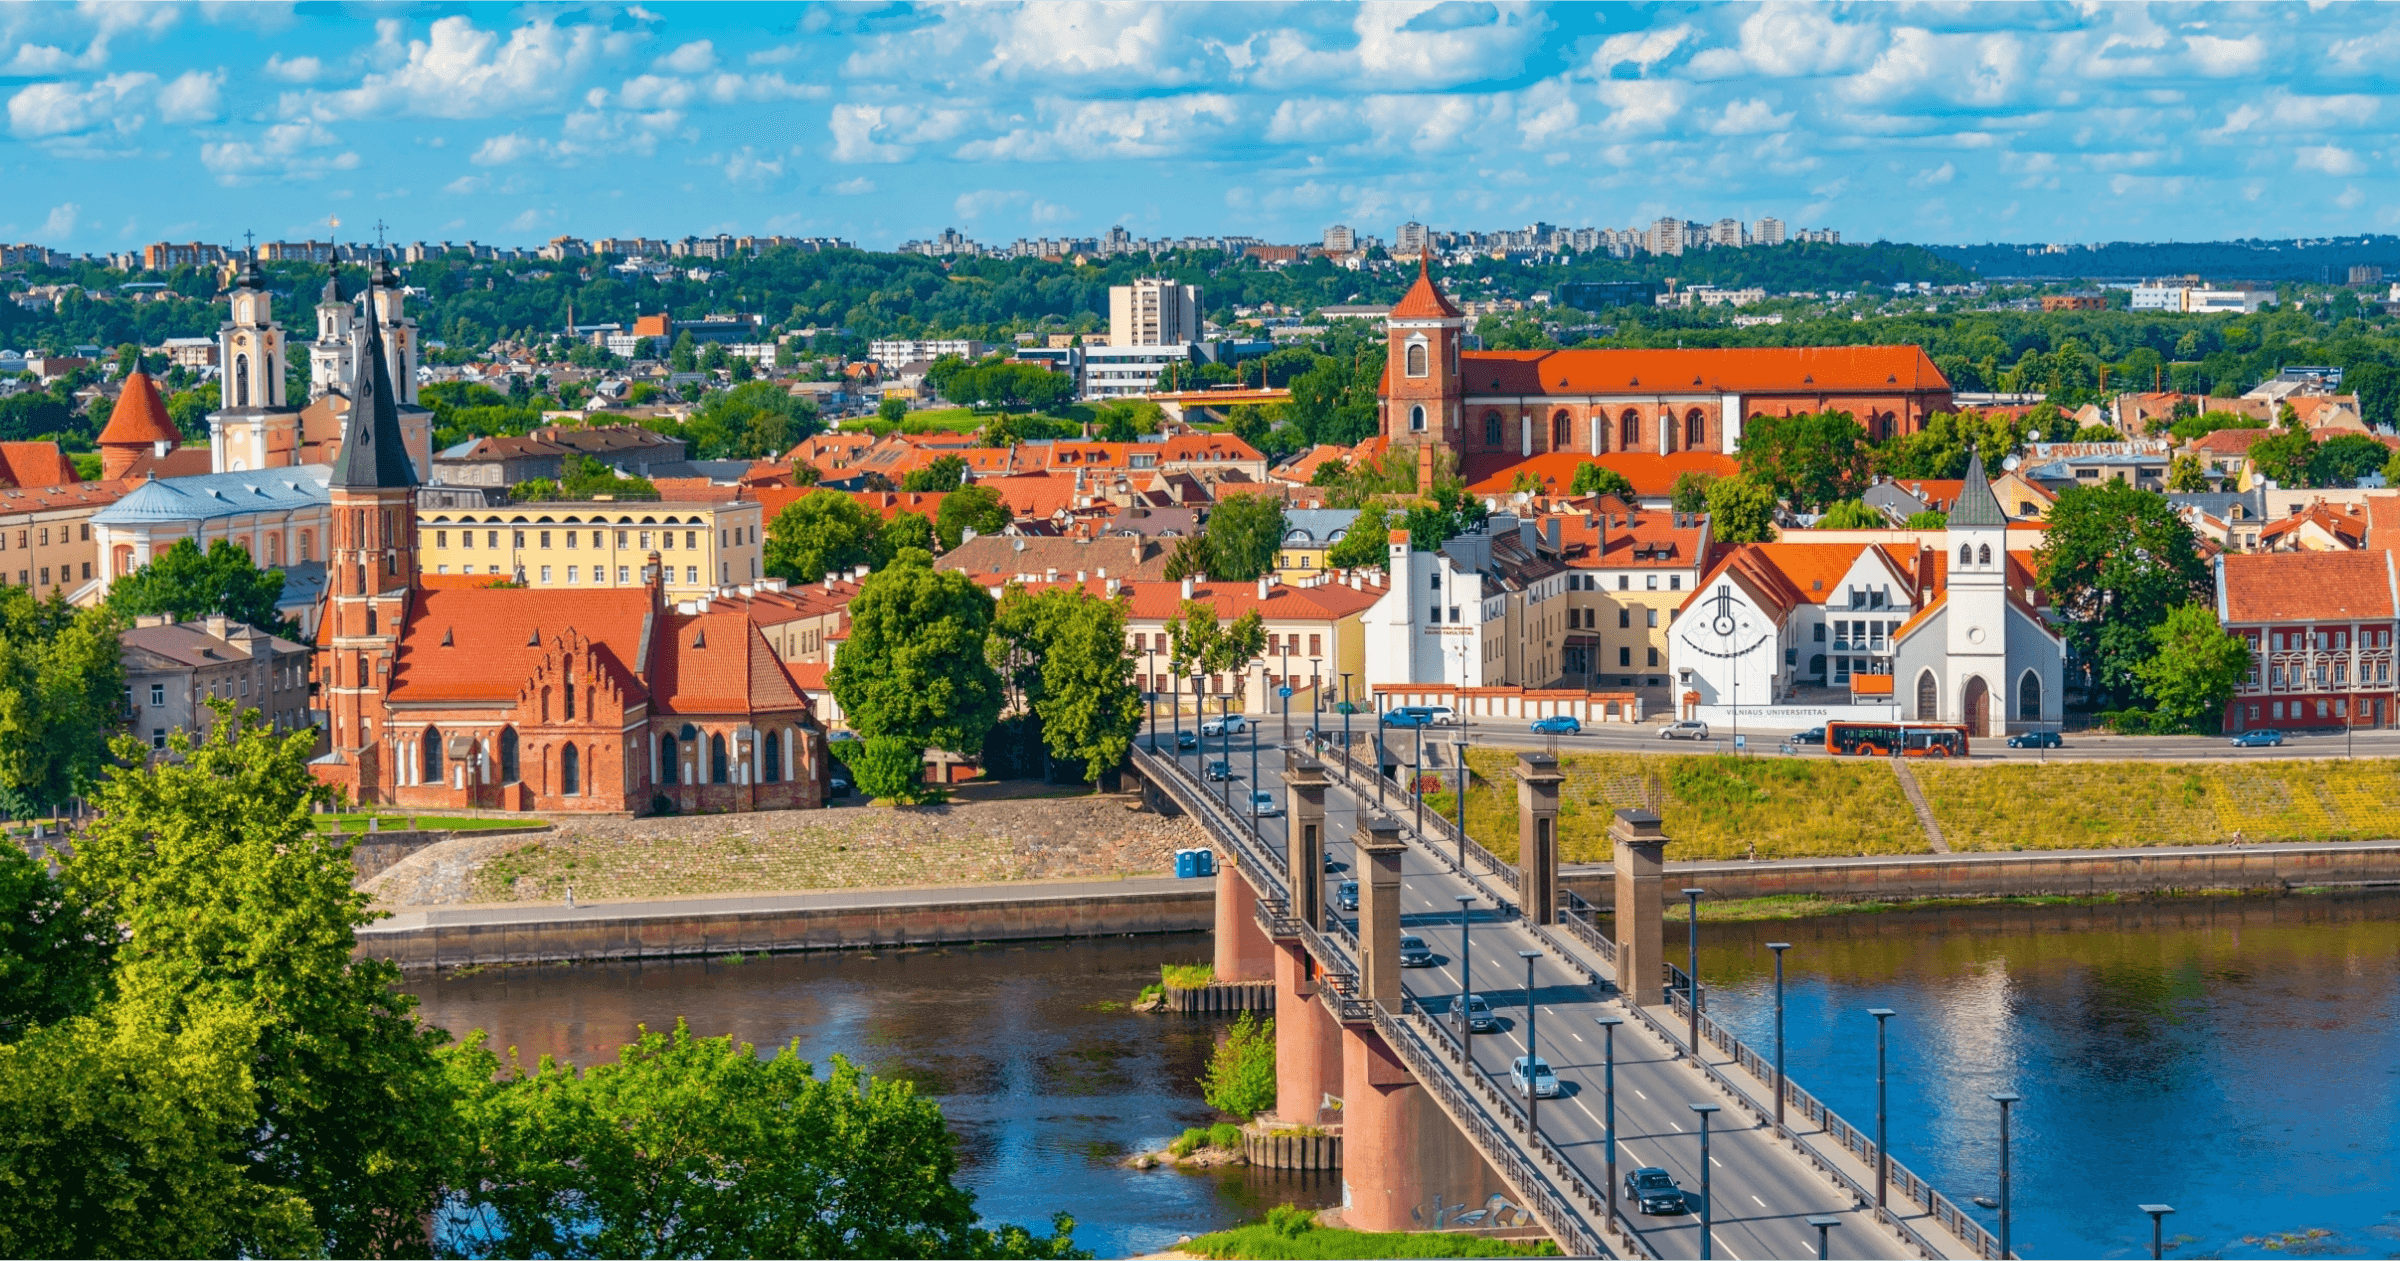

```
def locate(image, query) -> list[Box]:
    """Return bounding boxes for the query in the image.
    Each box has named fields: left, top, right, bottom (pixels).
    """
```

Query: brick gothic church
left=312, top=279, right=830, bottom=815
left=1377, top=259, right=1954, bottom=480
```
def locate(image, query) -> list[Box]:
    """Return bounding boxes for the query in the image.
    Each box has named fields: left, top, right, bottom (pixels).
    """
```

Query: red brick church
left=1379, top=259, right=1953, bottom=481
left=312, top=281, right=829, bottom=815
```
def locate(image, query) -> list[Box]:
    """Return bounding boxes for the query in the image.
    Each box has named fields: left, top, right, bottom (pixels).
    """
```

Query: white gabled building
left=1363, top=514, right=1575, bottom=691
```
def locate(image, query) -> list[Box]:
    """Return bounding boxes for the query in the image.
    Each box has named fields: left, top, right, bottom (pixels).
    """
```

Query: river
left=406, top=892, right=2400, bottom=1260
left=402, top=933, right=1336, bottom=1260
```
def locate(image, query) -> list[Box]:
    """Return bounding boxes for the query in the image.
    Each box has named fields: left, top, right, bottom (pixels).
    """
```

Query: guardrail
left=1132, top=744, right=1287, bottom=903
left=1316, top=739, right=1524, bottom=916
left=1557, top=890, right=1619, bottom=966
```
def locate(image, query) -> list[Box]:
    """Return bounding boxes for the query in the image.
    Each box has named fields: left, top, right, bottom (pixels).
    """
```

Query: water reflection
left=1692, top=893, right=2400, bottom=1260
left=403, top=934, right=1335, bottom=1260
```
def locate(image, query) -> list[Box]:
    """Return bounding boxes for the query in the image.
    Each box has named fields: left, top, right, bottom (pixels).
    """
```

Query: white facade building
left=1107, top=277, right=1200, bottom=348
left=1363, top=515, right=1573, bottom=691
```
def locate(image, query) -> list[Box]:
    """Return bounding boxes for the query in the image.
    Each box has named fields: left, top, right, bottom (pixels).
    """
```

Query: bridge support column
left=1288, top=758, right=1329, bottom=930
left=1515, top=752, right=1563, bottom=925
left=1612, top=809, right=1669, bottom=1005
left=1274, top=943, right=1342, bottom=1125
left=1340, top=1023, right=1427, bottom=1233
left=1355, top=816, right=1407, bottom=1007
left=1213, top=861, right=1272, bottom=983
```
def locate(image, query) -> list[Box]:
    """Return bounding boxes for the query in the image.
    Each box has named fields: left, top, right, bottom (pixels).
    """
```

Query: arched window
left=1685, top=409, right=1706, bottom=450
left=1483, top=411, right=1503, bottom=447
left=235, top=355, right=250, bottom=408
left=1552, top=411, right=1571, bottom=451
left=561, top=743, right=581, bottom=796
left=1619, top=409, right=1641, bottom=450
left=1405, top=341, right=1429, bottom=377
left=764, top=731, right=783, bottom=783
left=265, top=533, right=281, bottom=565
left=563, top=671, right=575, bottom=720
left=1409, top=404, right=1426, bottom=432
left=499, top=728, right=520, bottom=783
left=1959, top=543, right=1973, bottom=567
left=658, top=734, right=678, bottom=784
left=421, top=727, right=443, bottom=784
left=710, top=733, right=730, bottom=784
left=1915, top=671, right=1939, bottom=721
left=1977, top=544, right=1992, bottom=566
left=2018, top=671, right=2043, bottom=722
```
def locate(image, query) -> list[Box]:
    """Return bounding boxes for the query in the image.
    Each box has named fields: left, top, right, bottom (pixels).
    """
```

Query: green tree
left=2383, top=446, right=2400, bottom=491
left=687, top=380, right=819, bottom=460
left=827, top=560, right=1002, bottom=803
left=903, top=455, right=969, bottom=493
left=106, top=538, right=299, bottom=639
left=1571, top=462, right=1637, bottom=499
left=1164, top=598, right=1266, bottom=695
left=67, top=707, right=458, bottom=1256
left=0, top=587, right=128, bottom=816
left=2310, top=433, right=2390, bottom=487
left=1160, top=533, right=1218, bottom=583
left=880, top=510, right=935, bottom=558
left=165, top=381, right=220, bottom=437
left=993, top=587, right=1143, bottom=783
left=1904, top=510, right=1949, bottom=529
left=935, top=485, right=1011, bottom=550
left=0, top=838, right=109, bottom=1041
left=877, top=396, right=908, bottom=425
left=1324, top=503, right=1392, bottom=571
left=1736, top=410, right=1871, bottom=510
left=2132, top=602, right=2251, bottom=733
left=1669, top=469, right=1716, bottom=514
left=1818, top=499, right=1886, bottom=529
left=669, top=331, right=698, bottom=373
left=766, top=490, right=885, bottom=582
left=1397, top=481, right=1487, bottom=552
left=1204, top=493, right=1286, bottom=581
left=2165, top=453, right=2209, bottom=492
left=2070, top=423, right=2121, bottom=442
left=1200, top=1011, right=1276, bottom=1121
left=1704, top=473, right=1778, bottom=543
left=2036, top=482, right=2211, bottom=708
left=2248, top=430, right=2318, bottom=487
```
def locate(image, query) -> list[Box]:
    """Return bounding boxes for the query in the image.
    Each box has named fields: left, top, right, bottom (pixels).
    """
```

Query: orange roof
left=0, top=442, right=76, bottom=487
left=98, top=371, right=179, bottom=448
left=980, top=472, right=1076, bottom=519
left=390, top=587, right=654, bottom=703
left=1459, top=344, right=1949, bottom=397
left=1390, top=256, right=1463, bottom=320
left=1120, top=578, right=1382, bottom=623
left=2365, top=492, right=2400, bottom=552
left=2221, top=551, right=2398, bottom=623
left=1464, top=451, right=1739, bottom=499
left=2187, top=427, right=2274, bottom=456
left=1552, top=511, right=1707, bottom=570
left=846, top=491, right=948, bottom=521
left=650, top=609, right=808, bottom=715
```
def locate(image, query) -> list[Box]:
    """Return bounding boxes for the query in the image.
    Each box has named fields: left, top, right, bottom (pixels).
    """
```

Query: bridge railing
left=1656, top=978, right=2014, bottom=1260
left=1556, top=889, right=1619, bottom=967
left=1315, top=736, right=1522, bottom=915
left=1131, top=743, right=1287, bottom=902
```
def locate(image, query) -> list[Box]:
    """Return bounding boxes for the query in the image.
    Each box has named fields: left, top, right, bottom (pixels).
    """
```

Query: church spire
left=331, top=270, right=418, bottom=489
left=1950, top=448, right=2008, bottom=528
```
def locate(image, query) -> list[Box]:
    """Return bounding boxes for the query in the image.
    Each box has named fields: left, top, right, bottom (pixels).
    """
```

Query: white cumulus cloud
left=8, top=73, right=156, bottom=139
left=38, top=202, right=77, bottom=240
left=286, top=16, right=631, bottom=121
left=157, top=69, right=222, bottom=123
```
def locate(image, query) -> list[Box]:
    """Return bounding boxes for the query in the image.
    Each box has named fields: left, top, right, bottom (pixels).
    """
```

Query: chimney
left=153, top=438, right=169, bottom=458
left=1257, top=575, right=1271, bottom=600
left=1076, top=569, right=1087, bottom=583
left=1181, top=576, right=1195, bottom=600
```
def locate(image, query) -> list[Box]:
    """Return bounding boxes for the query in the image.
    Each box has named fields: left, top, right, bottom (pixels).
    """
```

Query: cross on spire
left=242, top=228, right=255, bottom=257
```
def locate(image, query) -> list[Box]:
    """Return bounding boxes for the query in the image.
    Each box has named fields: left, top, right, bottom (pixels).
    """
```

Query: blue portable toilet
left=1174, top=849, right=1198, bottom=879
left=1196, top=849, right=1218, bottom=877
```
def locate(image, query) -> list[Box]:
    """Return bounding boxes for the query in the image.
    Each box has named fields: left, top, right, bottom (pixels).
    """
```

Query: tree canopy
left=992, top=586, right=1144, bottom=782
left=1203, top=493, right=1286, bottom=582
left=2036, top=481, right=2212, bottom=708
left=0, top=586, right=127, bottom=815
left=2132, top=601, right=2252, bottom=733
left=1705, top=473, right=1778, bottom=544
left=935, top=485, right=1012, bottom=550
left=765, top=490, right=886, bottom=583
left=1735, top=410, right=1871, bottom=511
left=106, top=538, right=297, bottom=640
left=826, top=558, right=1003, bottom=801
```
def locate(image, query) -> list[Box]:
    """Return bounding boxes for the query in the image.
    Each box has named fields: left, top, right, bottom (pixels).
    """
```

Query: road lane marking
left=1636, top=1090, right=1648, bottom=1100
left=1752, top=1196, right=1766, bottom=1207
left=1713, top=1233, right=1740, bottom=1260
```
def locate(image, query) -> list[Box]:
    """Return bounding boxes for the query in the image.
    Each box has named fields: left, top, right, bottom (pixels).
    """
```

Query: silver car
left=1660, top=720, right=1711, bottom=740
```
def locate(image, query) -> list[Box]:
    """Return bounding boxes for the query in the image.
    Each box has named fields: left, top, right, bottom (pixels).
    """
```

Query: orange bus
left=1825, top=721, right=1970, bottom=758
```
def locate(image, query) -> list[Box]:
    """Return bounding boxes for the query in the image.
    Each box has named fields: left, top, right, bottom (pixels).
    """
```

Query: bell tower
left=209, top=252, right=300, bottom=472
left=321, top=261, right=422, bottom=804
left=1382, top=255, right=1465, bottom=481
left=1944, top=449, right=2011, bottom=737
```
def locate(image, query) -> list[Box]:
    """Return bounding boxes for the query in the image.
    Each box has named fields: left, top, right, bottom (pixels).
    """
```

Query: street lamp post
left=1339, top=672, right=1354, bottom=762
left=1690, top=1102, right=1720, bottom=1260
left=2141, top=1204, right=2175, bottom=1260
left=1452, top=737, right=1470, bottom=869
left=1807, top=1216, right=1840, bottom=1260
left=1280, top=642, right=1292, bottom=746
left=1519, top=949, right=1542, bottom=1140
left=1767, top=942, right=1791, bottom=1127
left=1310, top=659, right=1322, bottom=744
left=1412, top=721, right=1425, bottom=837
left=1220, top=695, right=1236, bottom=811
left=1596, top=1015, right=1622, bottom=1222
left=1453, top=893, right=1475, bottom=1044
left=1991, top=1091, right=2021, bottom=1261
left=1682, top=888, right=1706, bottom=1056
left=1869, top=1007, right=1896, bottom=1208
left=1249, top=697, right=1261, bottom=821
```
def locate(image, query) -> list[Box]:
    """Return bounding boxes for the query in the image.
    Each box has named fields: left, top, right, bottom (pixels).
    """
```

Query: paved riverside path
left=368, top=875, right=1195, bottom=932
left=1153, top=719, right=1975, bottom=1261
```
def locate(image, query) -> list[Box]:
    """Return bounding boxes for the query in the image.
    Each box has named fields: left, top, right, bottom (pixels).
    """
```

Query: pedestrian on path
left=566, top=885, right=575, bottom=909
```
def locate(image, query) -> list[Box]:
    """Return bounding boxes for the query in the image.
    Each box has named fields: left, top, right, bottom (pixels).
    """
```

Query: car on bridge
left=1202, top=714, right=1248, bottom=736
left=1625, top=1167, right=1687, bottom=1215
left=1206, top=760, right=1234, bottom=781
left=1530, top=714, right=1580, bottom=734
left=1660, top=720, right=1711, bottom=740
left=1173, top=730, right=1200, bottom=750
left=1397, top=935, right=1436, bottom=967
left=1509, top=1055, right=1559, bottom=1099
left=2231, top=728, right=2285, bottom=748
left=1335, top=880, right=1359, bottom=912
left=1250, top=790, right=1282, bottom=817
left=2007, top=730, right=2064, bottom=749
left=1451, top=993, right=1496, bottom=1032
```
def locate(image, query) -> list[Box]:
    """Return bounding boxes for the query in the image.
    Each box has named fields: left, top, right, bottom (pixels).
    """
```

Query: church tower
left=309, top=273, right=355, bottom=401
left=209, top=255, right=300, bottom=472
left=1944, top=450, right=2011, bottom=737
left=321, top=264, right=421, bottom=804
left=1382, top=254, right=1465, bottom=482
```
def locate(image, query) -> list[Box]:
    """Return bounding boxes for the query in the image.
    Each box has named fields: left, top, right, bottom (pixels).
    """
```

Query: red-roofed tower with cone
left=1383, top=255, right=1466, bottom=487
left=97, top=370, right=180, bottom=480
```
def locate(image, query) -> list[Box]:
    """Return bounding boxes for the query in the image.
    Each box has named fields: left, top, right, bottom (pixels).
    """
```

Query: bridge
left=1132, top=717, right=2009, bottom=1260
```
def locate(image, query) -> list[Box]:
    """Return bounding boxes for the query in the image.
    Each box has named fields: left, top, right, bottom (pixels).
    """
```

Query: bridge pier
left=1339, top=1023, right=1426, bottom=1231
left=1515, top=753, right=1563, bottom=925
left=1612, top=809, right=1669, bottom=1006
left=1214, top=861, right=1273, bottom=982
left=1274, top=943, right=1343, bottom=1125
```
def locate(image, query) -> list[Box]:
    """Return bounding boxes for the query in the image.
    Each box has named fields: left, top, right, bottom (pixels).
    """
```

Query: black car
left=1397, top=934, right=1436, bottom=967
left=1625, top=1167, right=1686, bottom=1215
left=1796, top=726, right=1826, bottom=745
left=2007, top=730, right=2064, bottom=749
left=1336, top=880, right=1359, bottom=912
left=1206, top=760, right=1233, bottom=781
left=1452, top=993, right=1495, bottom=1032
left=1175, top=730, right=1200, bottom=750
left=827, top=771, right=853, bottom=798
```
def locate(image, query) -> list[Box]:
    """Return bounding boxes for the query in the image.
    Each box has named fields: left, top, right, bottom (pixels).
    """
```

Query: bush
left=1266, top=1204, right=1316, bottom=1238
left=1208, top=1122, right=1244, bottom=1149
left=1170, top=1128, right=1207, bottom=1158
left=852, top=736, right=936, bottom=803
left=1160, top=962, right=1215, bottom=990
left=1200, top=1011, right=1276, bottom=1120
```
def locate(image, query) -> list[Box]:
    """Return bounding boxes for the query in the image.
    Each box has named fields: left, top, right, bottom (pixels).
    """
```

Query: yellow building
left=419, top=498, right=765, bottom=596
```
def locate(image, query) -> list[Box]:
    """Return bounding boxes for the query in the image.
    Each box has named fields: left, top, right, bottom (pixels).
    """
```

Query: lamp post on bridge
left=1869, top=1007, right=1896, bottom=1209
left=1991, top=1090, right=2020, bottom=1261
left=1682, top=887, right=1706, bottom=1056
left=1690, top=1101, right=1720, bottom=1260
left=1412, top=720, right=1425, bottom=838
left=1767, top=941, right=1791, bottom=1127
left=2141, top=1204, right=2175, bottom=1260
left=1453, top=893, right=1475, bottom=1045
left=1452, top=736, right=1471, bottom=869
left=1518, top=948, right=1542, bottom=1141
left=1339, top=671, right=1354, bottom=764
left=1807, top=1215, right=1839, bottom=1260
left=1249, top=691, right=1262, bottom=823
left=1219, top=695, right=1236, bottom=812
left=1596, top=1015, right=1622, bottom=1223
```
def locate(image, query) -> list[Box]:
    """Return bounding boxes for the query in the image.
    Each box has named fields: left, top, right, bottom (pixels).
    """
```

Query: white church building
left=1668, top=453, right=2064, bottom=736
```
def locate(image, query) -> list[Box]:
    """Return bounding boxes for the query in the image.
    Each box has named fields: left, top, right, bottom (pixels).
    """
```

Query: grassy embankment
left=1184, top=1206, right=1558, bottom=1260
left=315, top=812, right=532, bottom=833
left=1434, top=751, right=2400, bottom=863
left=843, top=403, right=1095, bottom=437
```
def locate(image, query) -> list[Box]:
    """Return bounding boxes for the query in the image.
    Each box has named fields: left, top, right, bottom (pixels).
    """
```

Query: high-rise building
left=1323, top=224, right=1358, bottom=253
left=1395, top=221, right=1429, bottom=258
left=1108, top=277, right=1201, bottom=348
left=1710, top=219, right=1746, bottom=248
left=1754, top=217, right=1787, bottom=246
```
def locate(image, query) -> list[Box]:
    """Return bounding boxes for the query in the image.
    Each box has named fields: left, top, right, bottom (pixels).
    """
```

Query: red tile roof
left=0, top=442, right=76, bottom=487
left=650, top=609, right=808, bottom=714
left=1458, top=344, right=1948, bottom=397
left=1119, top=578, right=1382, bottom=623
left=390, top=588, right=655, bottom=702
left=98, top=371, right=180, bottom=448
left=1390, top=256, right=1464, bottom=320
left=1464, top=451, right=1740, bottom=498
left=2221, top=551, right=2398, bottom=623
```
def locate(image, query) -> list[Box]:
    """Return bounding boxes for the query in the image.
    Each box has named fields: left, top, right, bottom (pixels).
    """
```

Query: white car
left=1510, top=1055, right=1560, bottom=1099
left=1660, top=720, right=1711, bottom=741
left=1201, top=714, right=1248, bottom=736
left=1250, top=790, right=1282, bottom=817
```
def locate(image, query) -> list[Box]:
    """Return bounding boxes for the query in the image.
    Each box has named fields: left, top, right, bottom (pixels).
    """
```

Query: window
left=1409, top=404, right=1426, bottom=432
left=150, top=684, right=164, bottom=706
left=686, top=566, right=698, bottom=584
left=1647, top=647, right=1659, bottom=666
left=1646, top=575, right=1658, bottom=590
left=437, top=531, right=448, bottom=548
left=1977, top=544, right=1992, bottom=566
left=566, top=531, right=577, bottom=549
left=686, top=531, right=697, bottom=550
left=461, top=530, right=474, bottom=549
left=1646, top=609, right=1658, bottom=628
left=1959, top=543, right=1973, bottom=566
left=561, top=743, right=581, bottom=796
left=1484, top=412, right=1503, bottom=446
left=1620, top=410, right=1640, bottom=449
left=540, top=566, right=552, bottom=582
left=1684, top=410, right=1705, bottom=450
left=1670, top=576, right=1681, bottom=591
left=659, top=735, right=679, bottom=784
left=422, top=727, right=443, bottom=783
left=1309, top=634, right=1322, bottom=656
left=1553, top=411, right=1571, bottom=450
left=567, top=566, right=578, bottom=584
left=1617, top=575, right=1629, bottom=590
left=1405, top=341, right=1428, bottom=376
left=617, top=566, right=630, bottom=584
left=152, top=728, right=166, bottom=750
left=514, top=530, right=526, bottom=549
left=640, top=531, right=653, bottom=549
left=500, top=729, right=519, bottom=782
left=1619, top=608, right=1631, bottom=628
left=617, top=531, right=629, bottom=548
left=540, top=531, right=552, bottom=549
left=710, top=733, right=730, bottom=784
left=1619, top=646, right=1632, bottom=667
left=764, top=731, right=782, bottom=783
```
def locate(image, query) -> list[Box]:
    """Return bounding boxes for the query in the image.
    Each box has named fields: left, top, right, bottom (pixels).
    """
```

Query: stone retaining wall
left=1164, top=981, right=1275, bottom=1014
left=349, top=826, right=553, bottom=882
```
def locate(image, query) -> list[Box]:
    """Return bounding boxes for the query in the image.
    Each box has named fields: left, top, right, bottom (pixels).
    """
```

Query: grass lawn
left=314, top=813, right=533, bottom=833
left=1185, top=1209, right=1556, bottom=1260
left=1445, top=748, right=1926, bottom=863
left=841, top=404, right=1093, bottom=437
left=1913, top=759, right=2400, bottom=849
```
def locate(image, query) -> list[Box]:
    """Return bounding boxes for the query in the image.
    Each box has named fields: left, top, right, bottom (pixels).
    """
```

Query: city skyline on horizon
left=8, top=4, right=2400, bottom=254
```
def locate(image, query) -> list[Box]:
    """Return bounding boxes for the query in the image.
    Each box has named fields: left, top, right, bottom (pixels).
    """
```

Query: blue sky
left=7, top=2, right=2400, bottom=254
